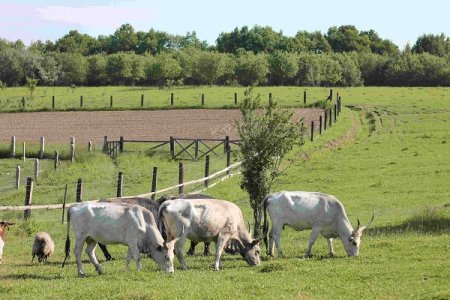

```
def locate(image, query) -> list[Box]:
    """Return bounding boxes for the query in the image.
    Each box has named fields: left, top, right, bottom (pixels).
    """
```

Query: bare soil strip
left=0, top=109, right=323, bottom=143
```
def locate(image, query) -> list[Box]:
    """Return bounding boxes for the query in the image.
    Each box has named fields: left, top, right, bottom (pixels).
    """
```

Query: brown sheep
left=32, top=232, right=55, bottom=263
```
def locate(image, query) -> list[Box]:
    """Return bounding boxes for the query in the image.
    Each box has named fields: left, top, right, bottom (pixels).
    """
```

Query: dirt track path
left=0, top=109, right=323, bottom=143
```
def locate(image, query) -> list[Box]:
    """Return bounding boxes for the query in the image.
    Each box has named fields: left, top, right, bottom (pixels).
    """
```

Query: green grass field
left=0, top=87, right=449, bottom=299
left=0, top=86, right=330, bottom=111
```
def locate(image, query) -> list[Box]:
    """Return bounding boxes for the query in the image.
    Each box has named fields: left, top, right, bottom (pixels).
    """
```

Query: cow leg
left=98, top=243, right=114, bottom=261
left=269, top=223, right=283, bottom=258
left=186, top=241, right=197, bottom=256
left=305, top=227, right=321, bottom=257
left=126, top=245, right=141, bottom=272
left=174, top=237, right=188, bottom=270
left=203, top=242, right=210, bottom=256
left=74, top=236, right=86, bottom=277
left=327, top=238, right=335, bottom=257
left=214, top=235, right=229, bottom=270
left=85, top=238, right=103, bottom=275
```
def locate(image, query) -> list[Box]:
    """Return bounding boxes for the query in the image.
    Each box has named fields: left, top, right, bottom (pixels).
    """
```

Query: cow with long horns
left=263, top=191, right=374, bottom=257
left=159, top=198, right=264, bottom=270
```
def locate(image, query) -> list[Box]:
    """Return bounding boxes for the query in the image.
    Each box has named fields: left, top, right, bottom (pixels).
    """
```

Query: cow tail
left=158, top=204, right=168, bottom=241
left=262, top=194, right=270, bottom=254
left=62, top=208, right=71, bottom=268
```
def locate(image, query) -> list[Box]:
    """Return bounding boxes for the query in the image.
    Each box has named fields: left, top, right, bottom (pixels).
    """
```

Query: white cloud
left=36, top=5, right=156, bottom=31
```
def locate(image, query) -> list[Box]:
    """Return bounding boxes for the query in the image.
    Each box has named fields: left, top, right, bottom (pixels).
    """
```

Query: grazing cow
left=0, top=221, right=15, bottom=264
left=62, top=202, right=177, bottom=276
left=97, top=195, right=212, bottom=260
left=159, top=198, right=264, bottom=270
left=32, top=232, right=55, bottom=263
left=263, top=191, right=374, bottom=257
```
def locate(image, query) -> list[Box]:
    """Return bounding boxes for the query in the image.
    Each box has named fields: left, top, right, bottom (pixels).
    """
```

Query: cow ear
left=250, top=240, right=260, bottom=247
left=156, top=245, right=163, bottom=252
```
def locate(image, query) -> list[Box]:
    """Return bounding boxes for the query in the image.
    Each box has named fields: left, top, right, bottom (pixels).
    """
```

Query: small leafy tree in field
left=26, top=77, right=37, bottom=101
left=236, top=87, right=305, bottom=237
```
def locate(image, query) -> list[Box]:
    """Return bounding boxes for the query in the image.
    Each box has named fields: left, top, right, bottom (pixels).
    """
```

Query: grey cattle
left=263, top=191, right=374, bottom=257
left=159, top=198, right=263, bottom=270
left=97, top=195, right=212, bottom=260
left=62, top=202, right=176, bottom=276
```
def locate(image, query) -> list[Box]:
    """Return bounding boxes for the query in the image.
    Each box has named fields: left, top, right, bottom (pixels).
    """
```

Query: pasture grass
left=0, top=87, right=449, bottom=299
left=0, top=86, right=330, bottom=112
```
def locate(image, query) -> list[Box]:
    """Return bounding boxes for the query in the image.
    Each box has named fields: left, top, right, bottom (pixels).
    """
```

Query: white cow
left=159, top=198, right=263, bottom=270
left=263, top=191, right=374, bottom=257
left=62, top=202, right=177, bottom=276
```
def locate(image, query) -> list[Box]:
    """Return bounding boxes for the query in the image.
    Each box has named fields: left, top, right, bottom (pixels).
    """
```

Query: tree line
left=1, top=24, right=449, bottom=87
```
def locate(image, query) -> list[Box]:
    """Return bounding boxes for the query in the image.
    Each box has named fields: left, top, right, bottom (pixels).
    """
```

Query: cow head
left=0, top=221, right=15, bottom=264
left=343, top=213, right=375, bottom=256
left=152, top=240, right=176, bottom=273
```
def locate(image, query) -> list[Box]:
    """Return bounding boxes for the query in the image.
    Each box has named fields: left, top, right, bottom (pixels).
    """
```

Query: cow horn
left=247, top=221, right=251, bottom=235
left=365, top=212, right=375, bottom=229
left=355, top=218, right=361, bottom=230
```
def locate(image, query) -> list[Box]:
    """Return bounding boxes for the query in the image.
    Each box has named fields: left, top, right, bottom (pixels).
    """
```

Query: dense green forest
left=1, top=24, right=449, bottom=87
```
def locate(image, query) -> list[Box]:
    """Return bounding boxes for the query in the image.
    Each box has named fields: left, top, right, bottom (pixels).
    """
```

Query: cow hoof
left=78, top=273, right=86, bottom=278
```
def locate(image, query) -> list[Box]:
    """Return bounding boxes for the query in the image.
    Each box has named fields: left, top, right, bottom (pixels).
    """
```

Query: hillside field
left=0, top=87, right=449, bottom=299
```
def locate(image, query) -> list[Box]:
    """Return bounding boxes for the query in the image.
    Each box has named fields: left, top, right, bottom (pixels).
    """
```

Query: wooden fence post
left=110, top=95, right=113, bottom=108
left=310, top=121, right=314, bottom=142
left=194, top=139, right=199, bottom=159
left=61, top=184, right=68, bottom=224
left=22, top=142, right=26, bottom=161
left=334, top=104, right=337, bottom=122
left=151, top=167, right=158, bottom=201
left=70, top=137, right=76, bottom=162
left=170, top=136, right=175, bottom=158
left=117, top=172, right=123, bottom=197
left=226, top=149, right=231, bottom=176
left=76, top=178, right=83, bottom=202
left=141, top=94, right=144, bottom=107
left=52, top=96, right=55, bottom=109
left=24, top=177, right=33, bottom=219
left=16, top=165, right=20, bottom=189
left=328, top=108, right=332, bottom=127
left=119, top=136, right=124, bottom=153
left=224, top=136, right=230, bottom=153
left=201, top=94, right=205, bottom=105
left=103, top=136, right=108, bottom=152
left=170, top=93, right=174, bottom=106
left=269, top=93, right=273, bottom=105
left=88, top=141, right=92, bottom=152
left=329, top=89, right=333, bottom=101
left=304, top=90, right=307, bottom=107
left=178, top=162, right=184, bottom=195
left=54, top=150, right=59, bottom=170
left=204, top=156, right=210, bottom=188
left=80, top=95, right=83, bottom=107
left=40, top=136, right=45, bottom=159
left=338, top=96, right=342, bottom=114
left=324, top=110, right=327, bottom=130
left=234, top=93, right=238, bottom=105
left=10, top=136, right=15, bottom=158
left=319, top=116, right=323, bottom=135
left=22, top=96, right=25, bottom=108
left=34, top=159, right=39, bottom=179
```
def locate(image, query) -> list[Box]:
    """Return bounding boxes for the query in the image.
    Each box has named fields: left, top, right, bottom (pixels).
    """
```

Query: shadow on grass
left=0, top=273, right=63, bottom=280
left=367, top=206, right=450, bottom=235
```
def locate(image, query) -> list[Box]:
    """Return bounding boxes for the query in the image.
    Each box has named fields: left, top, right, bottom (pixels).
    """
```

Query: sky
left=0, top=0, right=449, bottom=49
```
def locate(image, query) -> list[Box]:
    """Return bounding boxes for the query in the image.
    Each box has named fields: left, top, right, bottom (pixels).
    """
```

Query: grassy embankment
left=0, top=87, right=449, bottom=299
